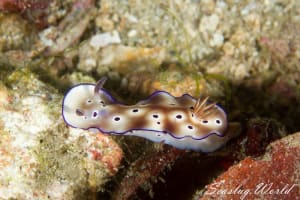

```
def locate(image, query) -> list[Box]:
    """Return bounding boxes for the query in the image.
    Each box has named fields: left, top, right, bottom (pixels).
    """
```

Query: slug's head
left=192, top=97, right=227, bottom=136
left=62, top=77, right=114, bottom=129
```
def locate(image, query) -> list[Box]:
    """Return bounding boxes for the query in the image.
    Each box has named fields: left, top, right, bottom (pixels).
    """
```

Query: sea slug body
left=62, top=77, right=231, bottom=152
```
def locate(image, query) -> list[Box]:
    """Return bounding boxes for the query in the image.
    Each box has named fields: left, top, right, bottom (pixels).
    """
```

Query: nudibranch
left=62, top=77, right=231, bottom=152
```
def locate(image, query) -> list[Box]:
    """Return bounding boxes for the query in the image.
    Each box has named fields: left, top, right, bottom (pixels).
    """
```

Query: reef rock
left=201, top=132, right=300, bottom=200
left=0, top=69, right=122, bottom=200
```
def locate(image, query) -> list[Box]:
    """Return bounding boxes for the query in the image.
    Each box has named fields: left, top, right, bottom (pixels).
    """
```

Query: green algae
left=33, top=124, right=87, bottom=190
